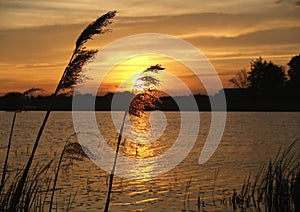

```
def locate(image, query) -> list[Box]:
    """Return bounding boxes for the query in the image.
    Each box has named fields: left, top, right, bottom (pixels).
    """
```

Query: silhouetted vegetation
left=1, top=6, right=299, bottom=212
left=49, top=133, right=88, bottom=212
left=104, top=65, right=164, bottom=212
left=230, top=55, right=300, bottom=100
left=1, top=11, right=117, bottom=211
left=2, top=55, right=300, bottom=112
left=229, top=69, right=248, bottom=89
left=247, top=57, right=286, bottom=98
left=187, top=141, right=300, bottom=212
left=230, top=140, right=300, bottom=212
left=0, top=160, right=54, bottom=211
left=0, top=88, right=43, bottom=195
left=287, top=54, right=300, bottom=97
left=1, top=90, right=300, bottom=111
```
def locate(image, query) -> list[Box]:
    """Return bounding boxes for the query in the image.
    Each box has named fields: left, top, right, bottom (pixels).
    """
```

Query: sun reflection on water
left=120, top=112, right=166, bottom=160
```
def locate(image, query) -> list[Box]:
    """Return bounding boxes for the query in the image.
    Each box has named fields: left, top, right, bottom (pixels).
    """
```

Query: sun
left=129, top=74, right=145, bottom=93
left=98, top=54, right=165, bottom=93
left=98, top=54, right=204, bottom=96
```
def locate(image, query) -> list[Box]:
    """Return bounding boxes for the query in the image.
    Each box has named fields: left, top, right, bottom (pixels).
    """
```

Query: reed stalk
left=48, top=133, right=88, bottom=212
left=231, top=140, right=299, bottom=211
left=104, top=111, right=127, bottom=212
left=104, top=65, right=164, bottom=212
left=0, top=160, right=53, bottom=211
left=1, top=88, right=43, bottom=195
left=49, top=134, right=77, bottom=212
left=9, top=11, right=116, bottom=211
left=0, top=112, right=16, bottom=195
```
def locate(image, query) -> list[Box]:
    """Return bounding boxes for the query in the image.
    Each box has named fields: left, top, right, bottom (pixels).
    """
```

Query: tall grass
left=104, top=111, right=127, bottom=212
left=1, top=11, right=117, bottom=211
left=0, top=160, right=53, bottom=211
left=0, top=88, right=43, bottom=195
left=0, top=132, right=89, bottom=211
left=183, top=176, right=192, bottom=211
left=49, top=133, right=88, bottom=212
left=231, top=140, right=300, bottom=211
left=189, top=140, right=299, bottom=212
left=104, top=65, right=164, bottom=212
left=0, top=112, right=16, bottom=195
left=8, top=11, right=116, bottom=211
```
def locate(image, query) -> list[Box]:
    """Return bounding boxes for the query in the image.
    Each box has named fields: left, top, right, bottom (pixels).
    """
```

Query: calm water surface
left=0, top=111, right=299, bottom=211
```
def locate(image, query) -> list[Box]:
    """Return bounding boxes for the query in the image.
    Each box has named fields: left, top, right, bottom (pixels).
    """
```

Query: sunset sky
left=0, top=0, right=299, bottom=95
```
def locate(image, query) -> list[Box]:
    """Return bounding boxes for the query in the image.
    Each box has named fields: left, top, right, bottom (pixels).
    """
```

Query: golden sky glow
left=0, top=0, right=300, bottom=95
left=99, top=55, right=204, bottom=95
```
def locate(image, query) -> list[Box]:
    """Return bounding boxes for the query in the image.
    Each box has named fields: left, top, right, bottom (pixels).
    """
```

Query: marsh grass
left=49, top=133, right=88, bottom=212
left=8, top=11, right=116, bottom=211
left=104, top=65, right=164, bottom=212
left=0, top=112, right=17, bottom=195
left=0, top=133, right=88, bottom=212
left=0, top=88, right=44, bottom=194
left=193, top=140, right=300, bottom=212
left=180, top=140, right=299, bottom=212
left=0, top=160, right=53, bottom=211
left=183, top=176, right=192, bottom=211
left=1, top=11, right=116, bottom=211
left=231, top=140, right=300, bottom=212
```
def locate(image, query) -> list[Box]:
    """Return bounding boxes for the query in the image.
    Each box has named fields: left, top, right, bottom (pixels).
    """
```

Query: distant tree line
left=229, top=54, right=300, bottom=98
left=0, top=54, right=300, bottom=111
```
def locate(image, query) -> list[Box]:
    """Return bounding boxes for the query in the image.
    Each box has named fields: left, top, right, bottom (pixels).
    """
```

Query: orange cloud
left=0, top=1, right=299, bottom=95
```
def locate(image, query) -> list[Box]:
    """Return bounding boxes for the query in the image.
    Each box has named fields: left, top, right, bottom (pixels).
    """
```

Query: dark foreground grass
left=193, top=140, right=300, bottom=212
left=0, top=160, right=53, bottom=211
left=230, top=140, right=300, bottom=212
left=1, top=136, right=299, bottom=211
left=0, top=135, right=83, bottom=212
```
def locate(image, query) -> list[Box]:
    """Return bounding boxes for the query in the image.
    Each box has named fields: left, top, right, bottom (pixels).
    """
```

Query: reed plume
left=129, top=64, right=164, bottom=118
left=9, top=11, right=117, bottom=211
left=129, top=90, right=161, bottom=118
left=22, top=87, right=44, bottom=97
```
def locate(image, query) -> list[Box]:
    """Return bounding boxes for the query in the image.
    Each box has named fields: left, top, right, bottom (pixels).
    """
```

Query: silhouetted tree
left=287, top=54, right=300, bottom=96
left=0, top=92, right=24, bottom=111
left=229, top=69, right=248, bottom=88
left=247, top=57, right=286, bottom=97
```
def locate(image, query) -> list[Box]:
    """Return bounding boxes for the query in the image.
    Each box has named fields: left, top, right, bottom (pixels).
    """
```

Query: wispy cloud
left=1, top=0, right=299, bottom=29
left=268, top=0, right=283, bottom=7
left=187, top=27, right=300, bottom=47
left=0, top=0, right=299, bottom=94
left=295, top=1, right=300, bottom=6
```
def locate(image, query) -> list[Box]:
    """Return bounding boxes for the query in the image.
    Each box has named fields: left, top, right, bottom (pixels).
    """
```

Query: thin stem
left=0, top=112, right=17, bottom=194
left=49, top=134, right=74, bottom=212
left=104, top=111, right=127, bottom=212
left=9, top=53, right=76, bottom=211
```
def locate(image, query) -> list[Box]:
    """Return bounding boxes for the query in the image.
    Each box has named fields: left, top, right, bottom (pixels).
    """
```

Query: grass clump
left=231, top=140, right=300, bottom=212
left=0, top=160, right=53, bottom=211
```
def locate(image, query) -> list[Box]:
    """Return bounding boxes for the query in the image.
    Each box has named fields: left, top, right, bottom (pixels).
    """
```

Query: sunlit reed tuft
left=104, top=64, right=165, bottom=212
left=129, top=64, right=165, bottom=118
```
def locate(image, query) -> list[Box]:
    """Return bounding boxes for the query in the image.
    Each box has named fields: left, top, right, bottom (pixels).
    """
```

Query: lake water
left=0, top=111, right=299, bottom=211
